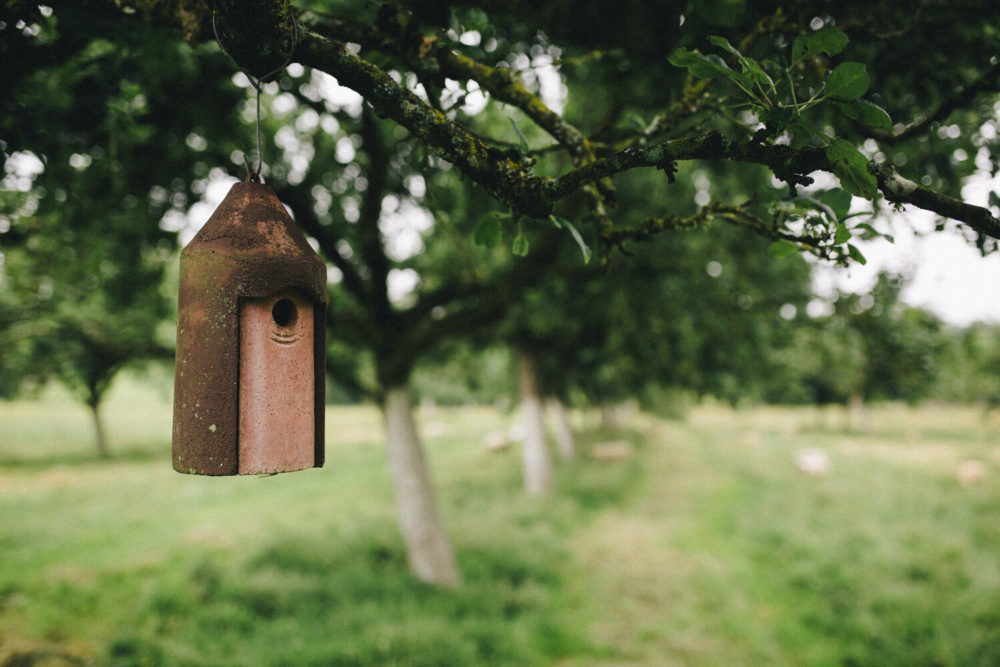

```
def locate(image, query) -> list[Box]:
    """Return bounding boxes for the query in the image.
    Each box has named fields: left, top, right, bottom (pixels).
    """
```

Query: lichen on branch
left=48, top=0, right=1000, bottom=248
left=297, top=30, right=556, bottom=218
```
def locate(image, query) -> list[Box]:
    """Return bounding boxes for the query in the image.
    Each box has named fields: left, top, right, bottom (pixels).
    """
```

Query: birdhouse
left=172, top=180, right=326, bottom=475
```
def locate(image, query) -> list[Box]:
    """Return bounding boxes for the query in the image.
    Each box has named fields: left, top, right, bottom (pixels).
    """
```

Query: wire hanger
left=212, top=3, right=299, bottom=183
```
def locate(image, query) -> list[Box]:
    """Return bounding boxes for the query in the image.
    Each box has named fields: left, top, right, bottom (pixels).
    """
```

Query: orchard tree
left=836, top=273, right=951, bottom=404
left=767, top=273, right=953, bottom=410
left=502, top=161, right=815, bottom=471
left=0, top=8, right=245, bottom=453
left=505, top=217, right=814, bottom=419
left=950, top=323, right=1000, bottom=413
left=269, top=102, right=562, bottom=586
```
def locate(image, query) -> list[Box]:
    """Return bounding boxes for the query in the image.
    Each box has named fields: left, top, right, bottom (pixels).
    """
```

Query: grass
left=2, top=377, right=1000, bottom=665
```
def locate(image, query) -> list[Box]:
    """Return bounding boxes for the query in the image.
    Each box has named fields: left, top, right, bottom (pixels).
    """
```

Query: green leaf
left=834, top=99, right=893, bottom=130
left=816, top=188, right=853, bottom=220
left=668, top=48, right=718, bottom=79
left=668, top=48, right=751, bottom=89
left=552, top=215, right=592, bottom=261
left=824, top=62, right=869, bottom=101
left=792, top=27, right=849, bottom=62
left=809, top=27, right=849, bottom=57
left=853, top=223, right=880, bottom=240
left=847, top=243, right=867, bottom=265
left=709, top=55, right=754, bottom=89
left=509, top=118, right=530, bottom=153
left=512, top=230, right=529, bottom=256
left=709, top=35, right=741, bottom=56
left=561, top=218, right=592, bottom=264
left=791, top=36, right=808, bottom=64
left=834, top=222, right=851, bottom=244
left=474, top=211, right=505, bottom=248
left=793, top=196, right=837, bottom=222
left=826, top=138, right=877, bottom=199
left=768, top=240, right=799, bottom=258
left=852, top=223, right=894, bottom=243
left=740, top=56, right=775, bottom=90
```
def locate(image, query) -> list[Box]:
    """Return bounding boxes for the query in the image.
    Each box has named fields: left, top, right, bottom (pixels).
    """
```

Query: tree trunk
left=548, top=397, right=577, bottom=462
left=599, top=403, right=617, bottom=429
left=87, top=394, right=110, bottom=459
left=518, top=349, right=552, bottom=496
left=383, top=384, right=461, bottom=588
left=847, top=391, right=869, bottom=433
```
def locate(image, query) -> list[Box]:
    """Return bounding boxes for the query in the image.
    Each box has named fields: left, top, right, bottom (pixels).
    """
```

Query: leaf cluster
left=669, top=27, right=888, bottom=200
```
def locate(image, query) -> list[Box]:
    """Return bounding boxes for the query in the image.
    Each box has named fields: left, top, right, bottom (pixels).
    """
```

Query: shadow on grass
left=561, top=426, right=648, bottom=511
left=0, top=445, right=168, bottom=470
left=109, top=527, right=600, bottom=666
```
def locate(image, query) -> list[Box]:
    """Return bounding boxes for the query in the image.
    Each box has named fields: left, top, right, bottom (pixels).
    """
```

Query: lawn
left=2, top=376, right=1000, bottom=665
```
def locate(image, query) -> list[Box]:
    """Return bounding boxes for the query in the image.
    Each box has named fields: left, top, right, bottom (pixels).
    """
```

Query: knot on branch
left=774, top=169, right=814, bottom=197
left=177, top=1, right=211, bottom=46
left=721, top=138, right=822, bottom=196
left=213, top=0, right=297, bottom=81
left=658, top=160, right=678, bottom=184
left=764, top=146, right=815, bottom=196
left=703, top=130, right=727, bottom=154
left=871, top=162, right=913, bottom=205
left=376, top=2, right=436, bottom=63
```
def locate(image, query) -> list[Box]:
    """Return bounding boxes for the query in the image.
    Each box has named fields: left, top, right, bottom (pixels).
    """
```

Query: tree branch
left=551, top=132, right=829, bottom=199
left=273, top=182, right=371, bottom=306
left=41, top=0, right=1000, bottom=245
left=603, top=204, right=831, bottom=257
left=876, top=168, right=1000, bottom=240
left=404, top=233, right=563, bottom=355
left=356, top=109, right=394, bottom=330
left=297, top=29, right=555, bottom=217
left=212, top=0, right=297, bottom=81
left=874, top=59, right=1000, bottom=144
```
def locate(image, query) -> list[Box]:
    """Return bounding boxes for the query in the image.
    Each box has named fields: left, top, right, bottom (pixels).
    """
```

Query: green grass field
left=2, top=375, right=1000, bottom=665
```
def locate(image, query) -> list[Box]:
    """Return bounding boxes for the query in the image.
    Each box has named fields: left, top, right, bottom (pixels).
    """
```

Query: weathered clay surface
left=238, top=290, right=315, bottom=474
left=172, top=181, right=326, bottom=475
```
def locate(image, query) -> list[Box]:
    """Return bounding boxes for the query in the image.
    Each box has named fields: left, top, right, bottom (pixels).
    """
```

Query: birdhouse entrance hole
left=272, top=297, right=297, bottom=327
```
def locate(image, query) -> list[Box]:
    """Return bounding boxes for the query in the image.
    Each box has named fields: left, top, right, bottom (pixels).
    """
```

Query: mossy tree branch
left=29, top=0, right=1000, bottom=248
left=296, top=28, right=555, bottom=217
left=211, top=0, right=297, bottom=80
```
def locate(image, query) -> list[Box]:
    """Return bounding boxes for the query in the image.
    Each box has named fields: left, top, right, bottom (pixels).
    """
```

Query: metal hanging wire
left=211, top=3, right=298, bottom=182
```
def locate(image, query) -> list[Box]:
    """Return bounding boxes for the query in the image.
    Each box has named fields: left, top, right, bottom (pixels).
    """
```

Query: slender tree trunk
left=87, top=394, right=110, bottom=459
left=548, top=397, right=577, bottom=462
left=383, top=384, right=461, bottom=588
left=599, top=403, right=617, bottom=430
left=518, top=348, right=552, bottom=496
left=847, top=391, right=869, bottom=433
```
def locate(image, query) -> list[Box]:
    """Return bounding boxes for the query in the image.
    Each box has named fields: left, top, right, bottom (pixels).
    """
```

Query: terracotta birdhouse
left=172, top=180, right=326, bottom=475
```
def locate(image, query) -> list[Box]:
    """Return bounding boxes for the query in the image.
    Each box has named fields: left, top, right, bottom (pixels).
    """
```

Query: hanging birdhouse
left=172, top=180, right=326, bottom=475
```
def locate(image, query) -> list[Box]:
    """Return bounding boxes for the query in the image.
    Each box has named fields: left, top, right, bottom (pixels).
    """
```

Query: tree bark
left=599, top=404, right=618, bottom=430
left=548, top=397, right=577, bottom=462
left=87, top=395, right=109, bottom=459
left=847, top=392, right=869, bottom=433
left=518, top=348, right=553, bottom=496
left=383, top=384, right=461, bottom=588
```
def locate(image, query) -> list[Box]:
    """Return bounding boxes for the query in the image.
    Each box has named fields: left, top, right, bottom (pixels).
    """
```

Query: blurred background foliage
left=3, top=0, right=1000, bottom=426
